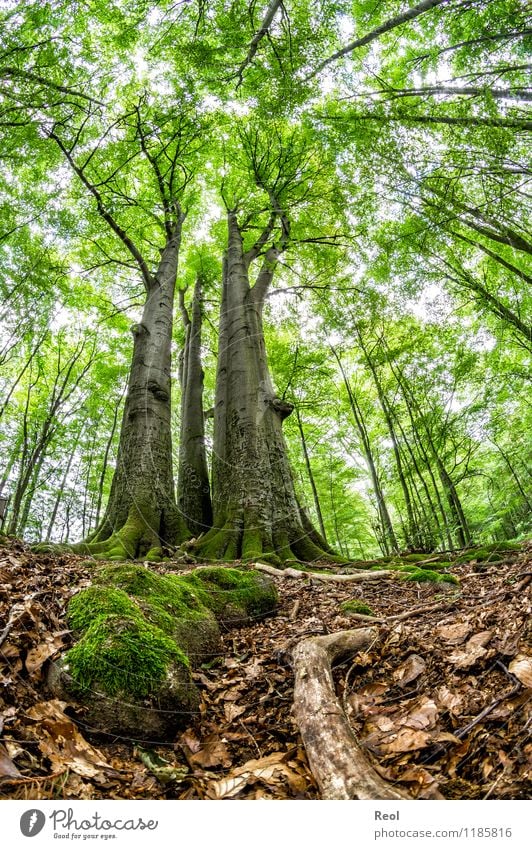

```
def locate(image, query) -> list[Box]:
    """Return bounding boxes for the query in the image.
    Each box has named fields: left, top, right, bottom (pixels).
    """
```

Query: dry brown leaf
left=436, top=621, right=471, bottom=644
left=25, top=633, right=67, bottom=678
left=26, top=700, right=116, bottom=779
left=436, top=685, right=463, bottom=715
left=393, top=653, right=426, bottom=687
left=382, top=728, right=431, bottom=754
left=448, top=631, right=493, bottom=669
left=509, top=654, right=532, bottom=689
left=208, top=774, right=249, bottom=799
left=0, top=742, right=22, bottom=780
left=403, top=698, right=438, bottom=730
left=224, top=702, right=246, bottom=722
left=182, top=733, right=232, bottom=769
left=207, top=750, right=306, bottom=799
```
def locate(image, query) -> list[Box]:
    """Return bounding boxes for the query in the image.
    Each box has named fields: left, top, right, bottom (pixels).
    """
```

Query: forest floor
left=0, top=538, right=530, bottom=801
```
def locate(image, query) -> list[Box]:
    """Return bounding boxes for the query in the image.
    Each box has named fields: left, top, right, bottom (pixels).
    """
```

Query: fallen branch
left=255, top=563, right=393, bottom=582
left=292, top=628, right=410, bottom=800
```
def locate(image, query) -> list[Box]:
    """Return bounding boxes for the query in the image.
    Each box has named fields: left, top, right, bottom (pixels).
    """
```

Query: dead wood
left=292, top=628, right=410, bottom=800
left=255, top=563, right=393, bottom=582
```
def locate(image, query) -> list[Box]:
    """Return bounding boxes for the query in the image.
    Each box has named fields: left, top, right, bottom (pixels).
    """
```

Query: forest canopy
left=0, top=0, right=530, bottom=560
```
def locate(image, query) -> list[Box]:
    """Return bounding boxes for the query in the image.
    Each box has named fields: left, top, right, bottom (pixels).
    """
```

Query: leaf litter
left=0, top=537, right=530, bottom=800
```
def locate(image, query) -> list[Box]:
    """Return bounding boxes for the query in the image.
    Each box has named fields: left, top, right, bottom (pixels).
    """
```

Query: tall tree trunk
left=436, top=456, right=472, bottom=548
left=386, top=354, right=455, bottom=549
left=83, top=222, right=189, bottom=560
left=177, top=274, right=212, bottom=536
left=93, top=389, right=124, bottom=532
left=196, top=212, right=336, bottom=565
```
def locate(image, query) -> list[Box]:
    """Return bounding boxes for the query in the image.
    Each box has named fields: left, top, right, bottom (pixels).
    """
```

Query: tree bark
left=177, top=274, right=212, bottom=536
left=295, top=408, right=328, bottom=543
left=331, top=346, right=398, bottom=554
left=195, top=212, right=336, bottom=565
left=83, top=222, right=189, bottom=560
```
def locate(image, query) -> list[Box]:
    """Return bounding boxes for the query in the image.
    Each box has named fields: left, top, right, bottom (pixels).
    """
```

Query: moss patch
left=61, top=564, right=277, bottom=708
left=400, top=568, right=459, bottom=585
left=64, top=614, right=189, bottom=699
left=341, top=599, right=376, bottom=616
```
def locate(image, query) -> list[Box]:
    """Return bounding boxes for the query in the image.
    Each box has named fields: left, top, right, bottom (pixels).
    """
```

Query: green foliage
left=0, top=0, right=529, bottom=559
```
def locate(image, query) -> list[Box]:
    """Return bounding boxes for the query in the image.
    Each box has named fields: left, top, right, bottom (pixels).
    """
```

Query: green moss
left=64, top=614, right=189, bottom=699
left=341, top=600, right=376, bottom=616
left=96, top=563, right=208, bottom=619
left=401, top=568, right=459, bottom=585
left=61, top=564, right=276, bottom=703
left=68, top=586, right=141, bottom=632
left=186, top=566, right=278, bottom=620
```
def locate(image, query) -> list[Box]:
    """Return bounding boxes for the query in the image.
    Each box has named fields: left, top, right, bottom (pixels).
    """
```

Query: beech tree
left=1, top=0, right=530, bottom=560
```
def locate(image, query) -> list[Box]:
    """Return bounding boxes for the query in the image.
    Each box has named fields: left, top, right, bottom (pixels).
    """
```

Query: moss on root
left=58, top=564, right=277, bottom=715
left=64, top=614, right=190, bottom=699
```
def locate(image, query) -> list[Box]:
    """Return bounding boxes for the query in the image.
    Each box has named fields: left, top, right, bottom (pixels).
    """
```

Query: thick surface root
left=255, top=563, right=394, bottom=582
left=193, top=518, right=346, bottom=567
left=292, top=628, right=410, bottom=800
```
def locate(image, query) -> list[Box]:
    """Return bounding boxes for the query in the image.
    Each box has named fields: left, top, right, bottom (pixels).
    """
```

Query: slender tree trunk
left=491, top=439, right=532, bottom=512
left=295, top=408, right=328, bottom=542
left=177, top=274, right=212, bottom=536
left=331, top=347, right=398, bottom=554
left=387, top=357, right=455, bottom=549
left=86, top=221, right=189, bottom=559
left=436, top=456, right=472, bottom=548
left=45, top=431, right=80, bottom=541
left=93, top=389, right=124, bottom=532
left=196, top=213, right=335, bottom=564
left=355, top=331, right=419, bottom=548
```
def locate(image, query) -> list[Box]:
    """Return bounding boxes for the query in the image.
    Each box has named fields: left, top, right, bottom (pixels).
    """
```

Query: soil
left=0, top=538, right=530, bottom=800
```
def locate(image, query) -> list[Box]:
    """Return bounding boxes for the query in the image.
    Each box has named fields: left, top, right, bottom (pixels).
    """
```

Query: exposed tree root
left=33, top=505, right=188, bottom=562
left=292, top=628, right=410, bottom=800
left=192, top=515, right=347, bottom=567
left=254, top=563, right=394, bottom=582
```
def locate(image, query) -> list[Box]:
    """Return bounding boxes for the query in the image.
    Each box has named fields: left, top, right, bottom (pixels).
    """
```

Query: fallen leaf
left=393, top=654, right=426, bottom=687
left=509, top=654, right=532, bottom=689
left=436, top=622, right=471, bottom=644
left=403, top=698, right=438, bottom=730
left=224, top=702, right=246, bottom=722
left=135, top=747, right=188, bottom=784
left=26, top=700, right=116, bottom=779
left=25, top=632, right=67, bottom=678
left=436, top=686, right=463, bottom=715
left=448, top=631, right=493, bottom=669
left=182, top=733, right=232, bottom=769
left=0, top=742, right=21, bottom=780
left=382, top=728, right=431, bottom=754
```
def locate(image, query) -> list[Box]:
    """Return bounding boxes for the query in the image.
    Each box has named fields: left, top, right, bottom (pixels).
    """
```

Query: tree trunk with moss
left=195, top=212, right=338, bottom=565
left=82, top=222, right=189, bottom=560
left=177, top=275, right=212, bottom=536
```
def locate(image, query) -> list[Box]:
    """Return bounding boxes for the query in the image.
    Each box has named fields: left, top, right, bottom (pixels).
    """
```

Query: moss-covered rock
left=340, top=599, right=376, bottom=616
left=48, top=564, right=277, bottom=740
